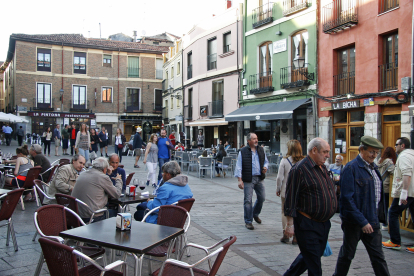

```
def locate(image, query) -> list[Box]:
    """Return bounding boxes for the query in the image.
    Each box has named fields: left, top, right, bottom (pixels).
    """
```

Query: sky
left=0, top=0, right=228, bottom=61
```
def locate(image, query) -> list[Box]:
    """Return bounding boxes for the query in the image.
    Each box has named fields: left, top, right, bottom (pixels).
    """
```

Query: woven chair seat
left=78, top=265, right=122, bottom=276
left=146, top=242, right=175, bottom=257
left=152, top=263, right=208, bottom=276
left=77, top=245, right=105, bottom=259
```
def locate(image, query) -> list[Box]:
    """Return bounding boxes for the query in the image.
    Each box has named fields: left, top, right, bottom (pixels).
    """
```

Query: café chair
left=218, top=157, right=233, bottom=178
left=32, top=180, right=56, bottom=241
left=59, top=158, right=71, bottom=165
left=198, top=157, right=213, bottom=179
left=173, top=198, right=195, bottom=257
left=125, top=172, right=135, bottom=187
left=55, top=193, right=109, bottom=225
left=4, top=166, right=42, bottom=210
left=127, top=144, right=135, bottom=156
left=0, top=188, right=25, bottom=251
left=118, top=164, right=124, bottom=169
left=34, top=205, right=106, bottom=276
left=152, top=236, right=237, bottom=276
left=142, top=205, right=190, bottom=274
left=38, top=237, right=126, bottom=276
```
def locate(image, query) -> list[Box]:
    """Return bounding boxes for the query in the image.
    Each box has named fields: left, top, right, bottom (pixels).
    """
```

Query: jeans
left=17, top=135, right=23, bottom=146
left=333, top=222, right=389, bottom=276
left=284, top=212, right=330, bottom=276
left=5, top=133, right=11, bottom=146
left=388, top=197, right=414, bottom=245
left=78, top=148, right=89, bottom=161
left=158, top=158, right=170, bottom=180
left=243, top=176, right=265, bottom=224
left=114, top=145, right=123, bottom=163
left=44, top=140, right=51, bottom=155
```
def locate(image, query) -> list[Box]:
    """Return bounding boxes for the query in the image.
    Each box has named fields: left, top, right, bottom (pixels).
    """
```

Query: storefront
left=188, top=119, right=231, bottom=148
left=120, top=115, right=162, bottom=142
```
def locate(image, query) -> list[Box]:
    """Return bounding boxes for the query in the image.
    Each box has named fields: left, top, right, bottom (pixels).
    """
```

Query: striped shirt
left=359, top=154, right=381, bottom=208
left=284, top=156, right=337, bottom=222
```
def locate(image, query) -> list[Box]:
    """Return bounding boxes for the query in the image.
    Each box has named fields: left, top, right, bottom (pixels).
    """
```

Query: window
left=259, top=41, right=273, bottom=89
left=291, top=31, right=308, bottom=67
left=223, top=32, right=231, bottom=53
left=74, top=52, right=86, bottom=74
left=156, top=59, right=163, bottom=79
left=379, top=0, right=399, bottom=14
left=154, top=89, right=162, bottom=111
left=176, top=97, right=180, bottom=108
left=72, top=85, right=87, bottom=109
left=379, top=33, right=398, bottom=91
left=171, top=67, right=174, bottom=79
left=102, top=87, right=112, bottom=102
left=37, top=83, right=51, bottom=108
left=187, top=52, right=193, bottom=79
left=177, top=62, right=181, bottom=75
left=211, top=80, right=224, bottom=117
left=153, top=42, right=159, bottom=45
left=37, top=49, right=51, bottom=72
left=126, top=88, right=141, bottom=112
left=128, top=56, right=139, bottom=78
left=335, top=46, right=355, bottom=95
left=207, top=38, right=217, bottom=70
left=170, top=96, right=174, bottom=109
left=103, top=55, right=112, bottom=67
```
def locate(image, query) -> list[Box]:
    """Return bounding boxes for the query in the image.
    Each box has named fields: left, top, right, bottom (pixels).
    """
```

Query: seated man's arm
left=103, top=175, right=122, bottom=199
left=54, top=167, right=73, bottom=193
left=147, top=186, right=169, bottom=210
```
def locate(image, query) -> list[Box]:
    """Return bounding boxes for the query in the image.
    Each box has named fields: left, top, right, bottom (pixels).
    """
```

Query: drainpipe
left=411, top=1, right=414, bottom=148
left=315, top=0, right=319, bottom=138
left=181, top=48, right=185, bottom=145
left=118, top=48, right=120, bottom=115
left=61, top=43, right=64, bottom=110
left=236, top=5, right=240, bottom=107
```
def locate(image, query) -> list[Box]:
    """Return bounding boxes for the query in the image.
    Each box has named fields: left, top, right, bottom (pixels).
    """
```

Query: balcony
left=154, top=104, right=162, bottom=113
left=379, top=63, right=398, bottom=92
left=126, top=101, right=143, bottom=113
left=184, top=105, right=192, bottom=120
left=283, top=0, right=309, bottom=16
left=333, top=72, right=355, bottom=96
left=162, top=107, right=168, bottom=120
left=208, top=100, right=223, bottom=118
left=207, top=54, right=217, bottom=70
left=379, top=0, right=399, bottom=14
left=187, top=65, right=192, bottom=80
left=33, top=98, right=53, bottom=111
left=252, top=2, right=274, bottom=28
left=156, top=69, right=163, bottom=79
left=249, top=72, right=274, bottom=94
left=70, top=100, right=90, bottom=112
left=322, top=0, right=358, bottom=34
left=128, top=67, right=140, bottom=78
left=280, top=66, right=311, bottom=89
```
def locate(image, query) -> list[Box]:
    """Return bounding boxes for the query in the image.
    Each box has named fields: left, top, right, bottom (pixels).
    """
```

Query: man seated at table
left=134, top=161, right=193, bottom=223
left=72, top=157, right=122, bottom=223
left=45, top=154, right=86, bottom=204
left=29, top=144, right=51, bottom=181
left=175, top=142, right=185, bottom=151
left=107, top=153, right=126, bottom=192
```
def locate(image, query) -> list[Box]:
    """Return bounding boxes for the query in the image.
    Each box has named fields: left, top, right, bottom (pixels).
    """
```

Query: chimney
left=226, top=0, right=232, bottom=9
left=133, top=30, right=137, bottom=42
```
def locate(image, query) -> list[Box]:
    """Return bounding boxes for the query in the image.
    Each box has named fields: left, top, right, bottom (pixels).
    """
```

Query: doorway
left=382, top=105, right=401, bottom=149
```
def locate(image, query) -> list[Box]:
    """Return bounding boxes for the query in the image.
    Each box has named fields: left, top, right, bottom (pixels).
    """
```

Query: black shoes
left=245, top=223, right=254, bottom=230
left=253, top=216, right=262, bottom=224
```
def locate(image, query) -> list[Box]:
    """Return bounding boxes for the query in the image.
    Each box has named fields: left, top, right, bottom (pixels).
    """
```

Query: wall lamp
left=293, top=55, right=314, bottom=81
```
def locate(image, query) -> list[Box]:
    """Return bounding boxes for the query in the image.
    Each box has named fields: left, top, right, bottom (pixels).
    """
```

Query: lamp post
left=59, top=88, right=64, bottom=112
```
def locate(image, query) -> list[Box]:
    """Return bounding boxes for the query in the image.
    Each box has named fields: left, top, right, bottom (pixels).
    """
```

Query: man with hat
left=133, top=127, right=145, bottom=168
left=333, top=136, right=389, bottom=276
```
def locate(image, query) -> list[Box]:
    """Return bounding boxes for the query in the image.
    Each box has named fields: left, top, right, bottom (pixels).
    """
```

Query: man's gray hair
left=92, top=157, right=109, bottom=172
left=246, top=133, right=256, bottom=141
left=336, top=155, right=344, bottom=160
left=358, top=144, right=368, bottom=152
left=307, top=138, right=325, bottom=153
left=108, top=153, right=119, bottom=162
left=72, top=154, right=85, bottom=163
left=162, top=161, right=181, bottom=177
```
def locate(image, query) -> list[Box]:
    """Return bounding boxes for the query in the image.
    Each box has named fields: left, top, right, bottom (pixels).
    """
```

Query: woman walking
left=90, top=128, right=99, bottom=154
left=143, top=134, right=158, bottom=187
left=42, top=127, right=52, bottom=157
left=114, top=128, right=126, bottom=163
left=75, top=123, right=91, bottom=161
left=214, top=145, right=227, bottom=177
left=375, top=146, right=397, bottom=230
left=276, top=139, right=305, bottom=244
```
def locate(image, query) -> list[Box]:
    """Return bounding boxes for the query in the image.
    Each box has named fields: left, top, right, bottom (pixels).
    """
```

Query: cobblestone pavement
left=1, top=142, right=414, bottom=275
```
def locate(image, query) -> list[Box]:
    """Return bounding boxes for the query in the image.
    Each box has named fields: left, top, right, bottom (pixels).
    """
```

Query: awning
left=189, top=118, right=228, bottom=127
left=225, top=98, right=311, bottom=122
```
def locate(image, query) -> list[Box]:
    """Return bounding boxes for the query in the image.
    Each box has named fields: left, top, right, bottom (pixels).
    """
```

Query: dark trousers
left=158, top=158, right=170, bottom=180
left=17, top=135, right=23, bottom=146
left=333, top=222, right=389, bottom=276
left=134, top=202, right=148, bottom=221
left=114, top=145, right=123, bottom=163
left=70, top=139, right=76, bottom=155
left=284, top=213, right=330, bottom=276
left=5, top=133, right=11, bottom=146
left=383, top=193, right=389, bottom=226
left=44, top=140, right=51, bottom=155
left=389, top=197, right=414, bottom=245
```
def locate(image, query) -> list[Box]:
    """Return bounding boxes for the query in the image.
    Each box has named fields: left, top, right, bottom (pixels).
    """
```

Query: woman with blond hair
left=276, top=139, right=305, bottom=245
left=75, top=123, right=91, bottom=161
left=114, top=128, right=126, bottom=163
left=143, top=133, right=159, bottom=187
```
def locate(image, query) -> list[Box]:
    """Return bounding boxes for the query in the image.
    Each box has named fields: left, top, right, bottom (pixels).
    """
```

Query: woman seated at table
left=214, top=145, right=227, bottom=177
left=134, top=161, right=193, bottom=223
left=5, top=145, right=34, bottom=199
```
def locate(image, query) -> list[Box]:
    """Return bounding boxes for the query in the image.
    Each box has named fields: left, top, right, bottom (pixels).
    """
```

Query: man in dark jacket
left=133, top=127, right=145, bottom=168
left=333, top=136, right=389, bottom=276
left=234, top=133, right=268, bottom=230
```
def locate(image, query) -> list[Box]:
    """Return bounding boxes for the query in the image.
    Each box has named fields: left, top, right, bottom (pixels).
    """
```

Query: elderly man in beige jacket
left=45, top=154, right=85, bottom=204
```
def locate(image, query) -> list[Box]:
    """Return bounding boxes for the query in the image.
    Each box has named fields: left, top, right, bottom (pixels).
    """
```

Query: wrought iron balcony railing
left=333, top=71, right=355, bottom=96
left=280, top=66, right=311, bottom=89
left=208, top=100, right=224, bottom=118
left=33, top=98, right=53, bottom=111
left=249, top=71, right=274, bottom=94
left=154, top=104, right=162, bottom=112
left=379, top=63, right=398, bottom=92
left=126, top=101, right=143, bottom=113
left=187, top=65, right=192, bottom=80
left=322, top=0, right=358, bottom=34
left=70, top=100, right=90, bottom=112
left=283, top=0, right=309, bottom=16
left=207, top=54, right=217, bottom=70
left=252, top=2, right=274, bottom=28
left=184, top=105, right=193, bottom=120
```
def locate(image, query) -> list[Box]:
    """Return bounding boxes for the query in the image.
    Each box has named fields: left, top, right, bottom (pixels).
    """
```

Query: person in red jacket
left=169, top=131, right=176, bottom=147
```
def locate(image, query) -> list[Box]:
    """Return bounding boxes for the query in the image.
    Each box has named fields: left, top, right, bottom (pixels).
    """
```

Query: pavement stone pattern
left=1, top=141, right=414, bottom=275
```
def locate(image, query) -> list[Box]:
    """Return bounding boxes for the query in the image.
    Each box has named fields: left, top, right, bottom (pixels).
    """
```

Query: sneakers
left=245, top=223, right=254, bottom=230
left=382, top=240, right=401, bottom=250
left=146, top=180, right=150, bottom=186
left=134, top=165, right=140, bottom=168
left=152, top=183, right=157, bottom=188
left=406, top=247, right=414, bottom=254
left=253, top=216, right=262, bottom=224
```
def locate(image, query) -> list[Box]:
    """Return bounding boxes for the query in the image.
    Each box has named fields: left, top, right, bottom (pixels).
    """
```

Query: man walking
left=383, top=137, right=414, bottom=253
left=157, top=129, right=174, bottom=181
left=61, top=124, right=70, bottom=155
left=53, top=124, right=61, bottom=156
left=234, top=133, right=268, bottom=230
left=68, top=124, right=78, bottom=156
left=284, top=138, right=337, bottom=275
left=133, top=127, right=144, bottom=168
left=333, top=136, right=389, bottom=276
left=17, top=126, right=24, bottom=146
left=3, top=123, right=12, bottom=146
left=99, top=126, right=108, bottom=157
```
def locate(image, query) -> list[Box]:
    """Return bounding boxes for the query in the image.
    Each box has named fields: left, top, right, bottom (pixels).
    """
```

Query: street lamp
left=59, top=88, right=64, bottom=111
left=293, top=54, right=314, bottom=81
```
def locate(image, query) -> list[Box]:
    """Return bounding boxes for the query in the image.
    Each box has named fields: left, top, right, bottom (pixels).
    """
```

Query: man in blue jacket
left=133, top=127, right=145, bottom=168
left=333, top=136, right=389, bottom=276
left=133, top=161, right=193, bottom=223
left=157, top=129, right=174, bottom=181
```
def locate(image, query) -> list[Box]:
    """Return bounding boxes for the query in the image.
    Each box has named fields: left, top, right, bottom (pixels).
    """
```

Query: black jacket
left=240, top=146, right=266, bottom=182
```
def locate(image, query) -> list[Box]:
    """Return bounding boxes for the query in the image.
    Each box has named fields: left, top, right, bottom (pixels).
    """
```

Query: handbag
left=323, top=241, right=333, bottom=257
left=90, top=151, right=97, bottom=160
left=117, top=143, right=123, bottom=149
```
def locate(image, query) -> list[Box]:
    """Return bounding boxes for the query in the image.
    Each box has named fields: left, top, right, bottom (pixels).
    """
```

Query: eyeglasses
left=395, top=143, right=401, bottom=147
left=335, top=159, right=342, bottom=161
left=368, top=150, right=379, bottom=156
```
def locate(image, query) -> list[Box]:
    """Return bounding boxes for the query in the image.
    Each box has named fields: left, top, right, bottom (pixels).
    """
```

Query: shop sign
left=273, top=39, right=287, bottom=54
left=363, top=98, right=374, bottom=106
left=175, top=115, right=183, bottom=121
left=255, top=115, right=260, bottom=120
left=27, top=111, right=95, bottom=118
left=331, top=100, right=360, bottom=110
left=200, top=105, right=208, bottom=116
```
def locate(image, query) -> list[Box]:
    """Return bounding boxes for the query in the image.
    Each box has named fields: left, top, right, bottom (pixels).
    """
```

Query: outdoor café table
left=109, top=194, right=155, bottom=213
left=60, top=217, right=184, bottom=276
left=0, top=165, right=15, bottom=188
left=0, top=188, right=11, bottom=195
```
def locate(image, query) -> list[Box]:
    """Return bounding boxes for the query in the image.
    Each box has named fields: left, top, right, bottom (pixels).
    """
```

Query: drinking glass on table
left=138, top=180, right=146, bottom=191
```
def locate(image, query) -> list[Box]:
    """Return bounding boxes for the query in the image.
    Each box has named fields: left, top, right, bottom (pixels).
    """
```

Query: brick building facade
left=1, top=34, right=168, bottom=142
